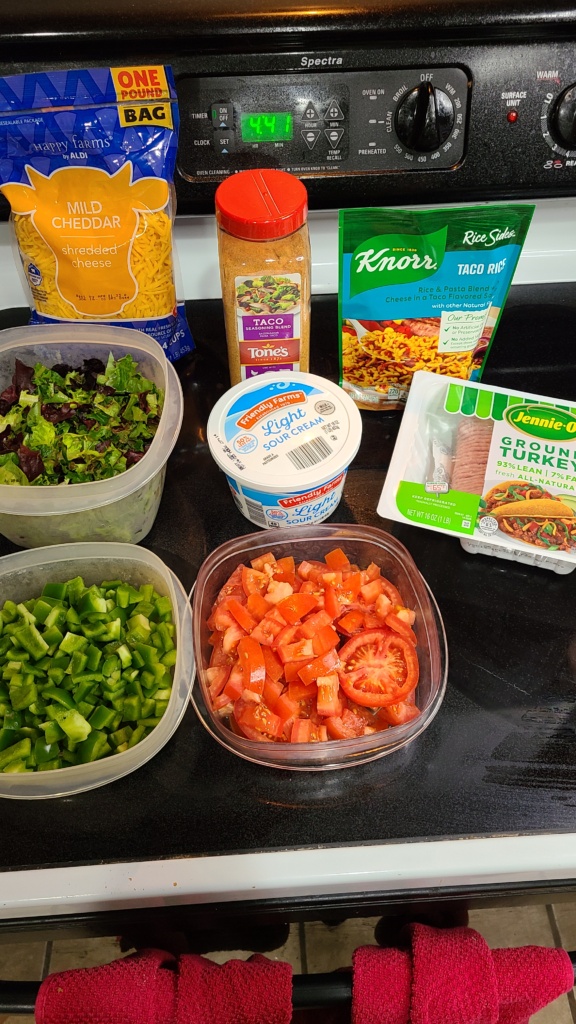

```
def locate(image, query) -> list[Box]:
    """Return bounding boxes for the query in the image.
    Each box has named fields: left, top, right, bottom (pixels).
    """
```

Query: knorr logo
left=350, top=226, right=447, bottom=296
left=505, top=403, right=576, bottom=440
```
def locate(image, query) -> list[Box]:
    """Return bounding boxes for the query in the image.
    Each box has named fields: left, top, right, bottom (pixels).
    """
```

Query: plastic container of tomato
left=191, top=523, right=447, bottom=770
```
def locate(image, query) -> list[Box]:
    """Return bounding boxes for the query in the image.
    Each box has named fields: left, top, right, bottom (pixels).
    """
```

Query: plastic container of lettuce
left=0, top=325, right=183, bottom=548
left=0, top=542, right=194, bottom=799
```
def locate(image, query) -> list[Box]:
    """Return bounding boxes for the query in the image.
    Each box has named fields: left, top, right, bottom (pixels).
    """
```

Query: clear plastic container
left=0, top=542, right=194, bottom=799
left=191, top=523, right=447, bottom=771
left=0, top=325, right=183, bottom=547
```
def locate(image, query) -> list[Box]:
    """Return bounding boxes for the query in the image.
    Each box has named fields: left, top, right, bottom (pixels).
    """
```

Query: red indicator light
left=507, top=110, right=519, bottom=123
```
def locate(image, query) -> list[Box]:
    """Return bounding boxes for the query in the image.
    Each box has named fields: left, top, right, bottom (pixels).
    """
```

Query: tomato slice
left=277, top=638, right=315, bottom=664
left=338, top=630, right=419, bottom=707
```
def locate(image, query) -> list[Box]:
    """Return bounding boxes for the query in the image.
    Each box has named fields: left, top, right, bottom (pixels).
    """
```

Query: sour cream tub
left=207, top=372, right=362, bottom=529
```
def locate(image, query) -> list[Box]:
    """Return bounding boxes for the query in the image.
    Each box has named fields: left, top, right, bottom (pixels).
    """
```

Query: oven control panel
left=177, top=68, right=469, bottom=180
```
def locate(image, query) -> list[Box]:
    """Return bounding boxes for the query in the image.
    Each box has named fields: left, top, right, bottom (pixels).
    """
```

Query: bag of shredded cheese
left=339, top=204, right=534, bottom=410
left=0, top=65, right=194, bottom=362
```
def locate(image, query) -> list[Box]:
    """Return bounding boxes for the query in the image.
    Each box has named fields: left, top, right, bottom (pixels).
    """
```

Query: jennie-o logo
left=504, top=403, right=576, bottom=441
left=1, top=164, right=169, bottom=317
left=350, top=227, right=447, bottom=296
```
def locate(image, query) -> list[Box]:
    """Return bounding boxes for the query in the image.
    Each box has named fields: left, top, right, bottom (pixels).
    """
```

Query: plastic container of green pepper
left=0, top=542, right=194, bottom=799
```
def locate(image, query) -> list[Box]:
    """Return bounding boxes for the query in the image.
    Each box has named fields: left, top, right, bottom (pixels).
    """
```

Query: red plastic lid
left=215, top=169, right=308, bottom=241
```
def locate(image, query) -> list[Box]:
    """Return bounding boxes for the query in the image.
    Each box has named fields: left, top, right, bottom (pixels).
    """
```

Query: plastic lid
left=207, top=371, right=362, bottom=493
left=215, top=169, right=308, bottom=240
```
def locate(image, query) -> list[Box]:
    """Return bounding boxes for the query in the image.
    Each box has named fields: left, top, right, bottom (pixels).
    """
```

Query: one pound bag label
left=338, top=204, right=534, bottom=410
left=0, top=66, right=194, bottom=361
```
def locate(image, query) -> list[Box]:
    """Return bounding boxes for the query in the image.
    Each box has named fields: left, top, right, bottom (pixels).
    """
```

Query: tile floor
left=0, top=903, right=575, bottom=1022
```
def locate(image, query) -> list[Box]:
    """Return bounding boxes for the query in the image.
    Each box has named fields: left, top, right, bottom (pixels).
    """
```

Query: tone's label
left=235, top=272, right=302, bottom=379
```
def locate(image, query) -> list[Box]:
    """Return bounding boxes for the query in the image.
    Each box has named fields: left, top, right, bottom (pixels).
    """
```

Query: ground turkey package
left=339, top=204, right=534, bottom=410
left=378, top=370, right=576, bottom=573
left=0, top=66, right=194, bottom=361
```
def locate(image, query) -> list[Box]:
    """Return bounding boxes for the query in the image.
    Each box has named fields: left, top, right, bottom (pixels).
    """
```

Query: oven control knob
left=550, top=84, right=576, bottom=148
left=395, top=82, right=455, bottom=152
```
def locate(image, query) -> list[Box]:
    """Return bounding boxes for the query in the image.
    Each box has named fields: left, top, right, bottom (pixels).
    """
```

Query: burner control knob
left=395, top=82, right=455, bottom=152
left=550, top=84, right=576, bottom=148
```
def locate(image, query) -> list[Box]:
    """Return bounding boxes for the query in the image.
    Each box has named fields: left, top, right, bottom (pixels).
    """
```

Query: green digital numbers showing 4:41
left=240, top=112, right=293, bottom=142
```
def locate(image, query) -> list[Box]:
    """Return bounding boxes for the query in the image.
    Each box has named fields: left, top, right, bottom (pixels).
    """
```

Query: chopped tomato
left=205, top=547, right=421, bottom=744
left=316, top=674, right=342, bottom=717
left=288, top=679, right=318, bottom=703
left=336, top=610, right=365, bottom=636
left=275, top=692, right=299, bottom=727
left=299, top=610, right=334, bottom=638
left=276, top=555, right=295, bottom=574
left=290, top=719, right=312, bottom=743
left=250, top=552, right=276, bottom=571
left=246, top=592, right=270, bottom=621
left=379, top=578, right=403, bottom=607
left=239, top=702, right=283, bottom=739
left=360, top=579, right=383, bottom=605
left=263, top=677, right=284, bottom=710
left=325, top=547, right=351, bottom=571
left=225, top=597, right=258, bottom=634
left=237, top=636, right=266, bottom=694
left=324, top=584, right=342, bottom=619
left=250, top=609, right=287, bottom=646
left=206, top=664, right=231, bottom=701
left=262, top=645, right=284, bottom=683
left=298, top=647, right=340, bottom=686
left=277, top=592, right=318, bottom=624
left=272, top=624, right=299, bottom=649
left=222, top=622, right=246, bottom=654
left=284, top=660, right=308, bottom=683
left=312, top=624, right=340, bottom=657
left=378, top=700, right=421, bottom=726
left=339, top=631, right=418, bottom=707
left=209, top=603, right=237, bottom=632
left=277, top=638, right=315, bottom=664
left=385, top=612, right=417, bottom=646
left=242, top=566, right=269, bottom=597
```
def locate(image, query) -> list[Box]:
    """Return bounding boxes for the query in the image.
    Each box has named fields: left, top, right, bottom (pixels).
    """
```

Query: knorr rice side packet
left=0, top=66, right=194, bottom=362
left=378, top=370, right=576, bottom=573
left=339, top=204, right=534, bottom=410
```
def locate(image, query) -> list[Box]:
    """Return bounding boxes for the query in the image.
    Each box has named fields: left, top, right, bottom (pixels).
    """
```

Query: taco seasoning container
left=215, top=169, right=311, bottom=385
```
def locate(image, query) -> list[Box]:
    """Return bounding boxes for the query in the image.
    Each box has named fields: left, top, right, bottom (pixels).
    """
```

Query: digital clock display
left=240, top=112, right=293, bottom=142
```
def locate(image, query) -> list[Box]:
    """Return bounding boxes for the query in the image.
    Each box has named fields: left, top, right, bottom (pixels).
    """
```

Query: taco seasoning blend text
left=215, top=169, right=311, bottom=385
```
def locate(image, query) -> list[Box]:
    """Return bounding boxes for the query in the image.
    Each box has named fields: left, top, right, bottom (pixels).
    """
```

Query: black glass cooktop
left=0, top=284, right=575, bottom=875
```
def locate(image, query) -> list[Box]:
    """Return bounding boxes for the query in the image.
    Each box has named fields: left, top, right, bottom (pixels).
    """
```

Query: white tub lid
left=207, top=372, right=363, bottom=493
